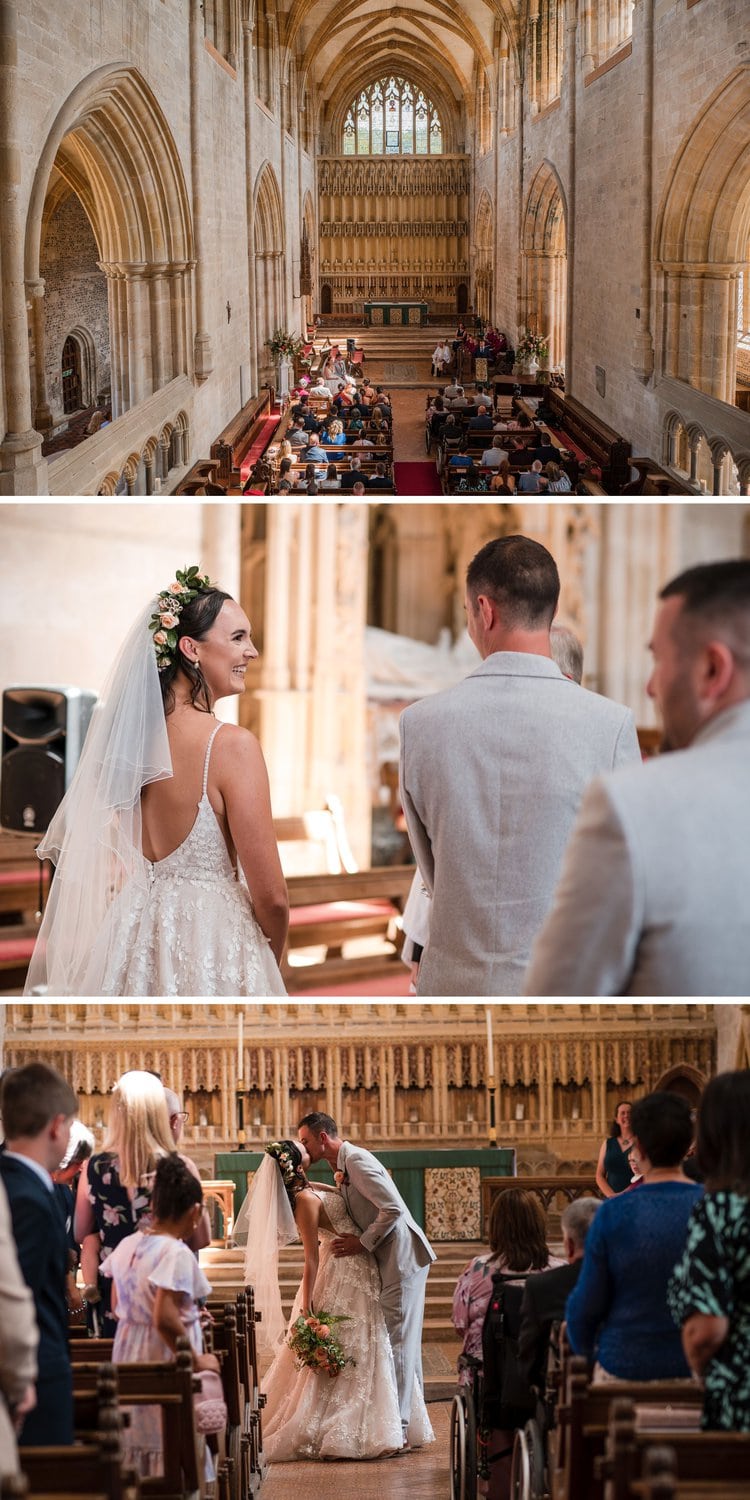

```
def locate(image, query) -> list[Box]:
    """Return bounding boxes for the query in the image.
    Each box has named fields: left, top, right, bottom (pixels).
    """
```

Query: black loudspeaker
left=0, top=685, right=97, bottom=834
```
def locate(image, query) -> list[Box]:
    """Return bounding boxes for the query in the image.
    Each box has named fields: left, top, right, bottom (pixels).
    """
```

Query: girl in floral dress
left=100, top=1155, right=219, bottom=1475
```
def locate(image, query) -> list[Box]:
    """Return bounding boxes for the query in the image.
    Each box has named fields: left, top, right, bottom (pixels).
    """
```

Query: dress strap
left=201, top=722, right=223, bottom=797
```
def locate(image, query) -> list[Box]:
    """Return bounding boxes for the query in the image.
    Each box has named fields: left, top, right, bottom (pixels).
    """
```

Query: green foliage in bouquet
left=266, top=328, right=305, bottom=360
left=516, top=329, right=549, bottom=362
left=287, top=1311, right=355, bottom=1378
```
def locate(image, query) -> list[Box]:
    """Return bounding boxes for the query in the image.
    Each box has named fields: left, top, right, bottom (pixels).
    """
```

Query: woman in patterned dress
left=669, top=1070, right=750, bottom=1431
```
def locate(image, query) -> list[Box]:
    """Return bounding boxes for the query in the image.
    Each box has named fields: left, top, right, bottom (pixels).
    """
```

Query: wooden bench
left=19, top=1434, right=132, bottom=1500
left=210, top=389, right=276, bottom=489
left=546, top=389, right=632, bottom=491
left=600, top=1398, right=750, bottom=1500
left=284, top=865, right=414, bottom=989
left=70, top=1342, right=201, bottom=1500
left=552, top=1357, right=703, bottom=1500
left=636, top=1442, right=750, bottom=1500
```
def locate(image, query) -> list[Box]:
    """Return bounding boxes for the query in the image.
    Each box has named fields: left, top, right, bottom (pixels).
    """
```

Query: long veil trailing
left=233, top=1155, right=298, bottom=1356
left=24, top=601, right=172, bottom=996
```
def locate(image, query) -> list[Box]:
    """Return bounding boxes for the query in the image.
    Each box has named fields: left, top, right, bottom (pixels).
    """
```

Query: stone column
left=190, top=0, right=213, bottom=380
left=149, top=266, right=171, bottom=391
left=0, top=0, right=46, bottom=492
left=564, top=0, right=577, bottom=390
left=26, top=279, right=53, bottom=432
left=631, top=0, right=655, bottom=382
left=125, top=265, right=151, bottom=407
left=144, top=453, right=154, bottom=495
left=243, top=17, right=259, bottom=393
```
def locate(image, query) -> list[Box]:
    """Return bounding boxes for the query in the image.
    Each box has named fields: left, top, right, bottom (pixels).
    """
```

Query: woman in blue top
left=595, top=1101, right=635, bottom=1196
left=567, top=1091, right=702, bottom=1380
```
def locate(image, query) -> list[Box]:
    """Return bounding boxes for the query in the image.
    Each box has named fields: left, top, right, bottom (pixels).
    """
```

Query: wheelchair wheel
left=449, top=1389, right=477, bottom=1500
left=510, top=1419, right=546, bottom=1500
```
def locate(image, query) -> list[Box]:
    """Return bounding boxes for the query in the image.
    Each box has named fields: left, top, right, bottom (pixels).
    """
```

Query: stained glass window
left=342, top=76, right=443, bottom=155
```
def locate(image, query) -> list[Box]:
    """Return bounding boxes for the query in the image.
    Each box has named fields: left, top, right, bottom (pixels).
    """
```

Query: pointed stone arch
left=474, top=191, right=494, bottom=323
left=254, top=163, right=287, bottom=379
left=521, top=161, right=567, bottom=370
left=25, top=66, right=195, bottom=425
left=655, top=66, right=750, bottom=407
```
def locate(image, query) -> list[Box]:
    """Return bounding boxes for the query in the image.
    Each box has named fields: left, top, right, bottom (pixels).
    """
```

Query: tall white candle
left=485, top=1007, right=494, bottom=1077
left=237, top=1010, right=244, bottom=1080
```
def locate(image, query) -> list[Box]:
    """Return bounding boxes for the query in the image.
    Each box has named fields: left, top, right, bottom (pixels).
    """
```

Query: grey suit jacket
left=399, top=652, right=640, bottom=996
left=337, top=1142, right=435, bottom=1288
left=524, top=699, right=750, bottom=996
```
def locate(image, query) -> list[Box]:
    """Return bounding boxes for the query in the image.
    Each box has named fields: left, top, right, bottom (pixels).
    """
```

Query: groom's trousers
left=380, top=1263, right=430, bottom=1430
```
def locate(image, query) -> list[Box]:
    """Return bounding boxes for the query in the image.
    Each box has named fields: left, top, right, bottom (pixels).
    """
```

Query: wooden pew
left=70, top=1341, right=200, bottom=1500
left=545, top=389, right=632, bottom=491
left=637, top=1442, right=750, bottom=1500
left=283, top=865, right=414, bottom=989
left=210, top=389, right=275, bottom=489
left=552, top=1356, right=703, bottom=1500
left=599, top=1398, right=750, bottom=1500
left=19, top=1434, right=132, bottom=1500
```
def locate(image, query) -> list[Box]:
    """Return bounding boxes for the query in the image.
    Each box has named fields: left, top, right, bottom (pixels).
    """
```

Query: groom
left=298, top=1111, right=435, bottom=1446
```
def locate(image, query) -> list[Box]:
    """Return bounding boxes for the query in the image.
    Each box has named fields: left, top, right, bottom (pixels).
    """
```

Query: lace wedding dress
left=262, top=1188, right=435, bottom=1460
left=96, top=724, right=286, bottom=996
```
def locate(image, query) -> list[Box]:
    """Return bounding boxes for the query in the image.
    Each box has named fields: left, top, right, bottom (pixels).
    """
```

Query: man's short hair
left=299, top=1111, right=337, bottom=1137
left=1, top=1062, right=78, bottom=1139
left=466, top=534, right=560, bottom=628
left=660, top=560, right=750, bottom=663
left=560, top=1196, right=599, bottom=1249
left=630, top=1091, right=694, bottom=1167
left=550, top=624, right=584, bottom=684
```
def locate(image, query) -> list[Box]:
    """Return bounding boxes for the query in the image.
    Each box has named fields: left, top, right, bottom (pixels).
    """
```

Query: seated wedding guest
left=101, top=1155, right=219, bottom=1477
left=302, top=436, right=328, bottom=462
left=347, top=408, right=365, bottom=434
left=544, top=461, right=572, bottom=493
left=278, top=438, right=293, bottom=461
left=518, top=1197, right=600, bottom=1390
left=340, top=456, right=367, bottom=490
left=448, top=386, right=471, bottom=412
left=352, top=481, right=366, bottom=495
left=332, top=382, right=353, bottom=410
left=531, top=431, right=559, bottom=467
left=352, top=432, right=374, bottom=447
left=524, top=560, right=750, bottom=995
left=277, top=457, right=292, bottom=486
left=289, top=419, right=308, bottom=447
left=308, top=374, right=330, bottom=396
left=368, top=462, right=392, bottom=491
left=517, top=459, right=547, bottom=493
left=482, top=436, right=509, bottom=467
left=443, top=378, right=461, bottom=401
left=0, top=1177, right=38, bottom=1474
left=453, top=1190, right=563, bottom=1500
left=596, top=1102, right=635, bottom=1197
left=566, top=1091, right=702, bottom=1380
left=325, top=417, right=346, bottom=446
left=319, top=462, right=341, bottom=491
left=669, top=1070, right=750, bottom=1432
left=448, top=441, right=473, bottom=470
left=489, top=460, right=516, bottom=495
left=0, top=1062, right=78, bottom=1447
left=277, top=479, right=292, bottom=493
left=469, top=404, right=494, bottom=432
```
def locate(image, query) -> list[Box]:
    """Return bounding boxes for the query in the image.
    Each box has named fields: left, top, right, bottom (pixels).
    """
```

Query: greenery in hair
left=149, top=566, right=214, bottom=672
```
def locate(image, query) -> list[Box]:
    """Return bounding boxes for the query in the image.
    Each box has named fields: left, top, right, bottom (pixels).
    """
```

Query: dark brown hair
left=159, top=586, right=231, bottom=716
left=1, top=1062, right=78, bottom=1139
left=488, top=1188, right=550, bottom=1271
left=466, top=535, right=560, bottom=628
left=696, top=1071, right=750, bottom=1195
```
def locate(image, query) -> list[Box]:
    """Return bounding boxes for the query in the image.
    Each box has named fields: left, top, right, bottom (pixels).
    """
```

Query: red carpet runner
left=394, top=461, right=443, bottom=496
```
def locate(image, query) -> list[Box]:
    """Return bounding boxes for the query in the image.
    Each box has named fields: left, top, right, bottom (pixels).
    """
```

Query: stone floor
left=261, top=1394, right=451, bottom=1500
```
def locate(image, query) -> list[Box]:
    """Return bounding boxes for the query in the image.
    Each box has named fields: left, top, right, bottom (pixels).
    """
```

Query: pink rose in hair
left=160, top=612, right=178, bottom=628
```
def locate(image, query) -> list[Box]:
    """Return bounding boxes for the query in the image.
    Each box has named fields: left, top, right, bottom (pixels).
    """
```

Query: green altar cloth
left=214, top=1147, right=515, bottom=1237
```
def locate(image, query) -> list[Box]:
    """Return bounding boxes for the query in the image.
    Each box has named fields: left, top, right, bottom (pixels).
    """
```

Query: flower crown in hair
left=266, top=1140, right=302, bottom=1192
left=149, top=566, right=214, bottom=673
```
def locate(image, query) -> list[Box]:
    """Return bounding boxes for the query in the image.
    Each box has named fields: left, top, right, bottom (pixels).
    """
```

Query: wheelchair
left=449, top=1274, right=556, bottom=1500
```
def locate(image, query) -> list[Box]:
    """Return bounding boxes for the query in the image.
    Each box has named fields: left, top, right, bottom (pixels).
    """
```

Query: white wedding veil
left=24, top=599, right=172, bottom=996
left=233, top=1153, right=298, bottom=1356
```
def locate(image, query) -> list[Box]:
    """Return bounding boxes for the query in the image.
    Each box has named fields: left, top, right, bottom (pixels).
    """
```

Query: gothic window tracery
left=342, top=76, right=443, bottom=156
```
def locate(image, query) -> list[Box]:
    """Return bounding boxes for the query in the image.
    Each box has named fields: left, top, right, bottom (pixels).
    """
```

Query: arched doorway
left=653, top=1064, right=707, bottom=1112
left=656, top=66, right=750, bottom=410
left=26, top=67, right=194, bottom=427
left=320, top=284, right=333, bottom=316
left=456, top=283, right=469, bottom=316
left=61, top=335, right=83, bottom=414
left=521, top=162, right=567, bottom=371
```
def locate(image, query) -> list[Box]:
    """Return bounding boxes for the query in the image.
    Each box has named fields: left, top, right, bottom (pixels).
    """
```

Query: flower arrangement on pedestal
left=266, top=329, right=305, bottom=360
left=516, top=330, right=549, bottom=371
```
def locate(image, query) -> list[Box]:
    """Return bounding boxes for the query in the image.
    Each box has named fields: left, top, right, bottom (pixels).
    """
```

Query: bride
left=25, top=567, right=288, bottom=996
left=237, top=1140, right=434, bottom=1461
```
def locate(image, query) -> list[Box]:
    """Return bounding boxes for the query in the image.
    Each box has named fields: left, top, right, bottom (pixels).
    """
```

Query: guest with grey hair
left=549, top=624, right=584, bottom=684
left=163, top=1087, right=211, bottom=1251
left=517, top=1196, right=600, bottom=1389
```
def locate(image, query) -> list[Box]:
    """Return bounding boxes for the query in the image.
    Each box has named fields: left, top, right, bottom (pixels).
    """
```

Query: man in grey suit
left=525, top=558, right=750, bottom=996
left=298, top=1111, right=435, bottom=1448
left=399, top=535, right=640, bottom=996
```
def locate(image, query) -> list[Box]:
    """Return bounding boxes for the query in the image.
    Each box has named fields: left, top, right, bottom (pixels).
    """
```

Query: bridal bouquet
left=288, top=1311, right=354, bottom=1378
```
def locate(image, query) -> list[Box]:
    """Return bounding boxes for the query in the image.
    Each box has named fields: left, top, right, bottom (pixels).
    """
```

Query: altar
left=214, top=1146, right=515, bottom=1241
left=364, top=300, right=429, bottom=327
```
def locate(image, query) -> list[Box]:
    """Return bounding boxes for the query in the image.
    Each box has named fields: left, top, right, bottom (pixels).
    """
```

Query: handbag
left=193, top=1368, right=228, bottom=1435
